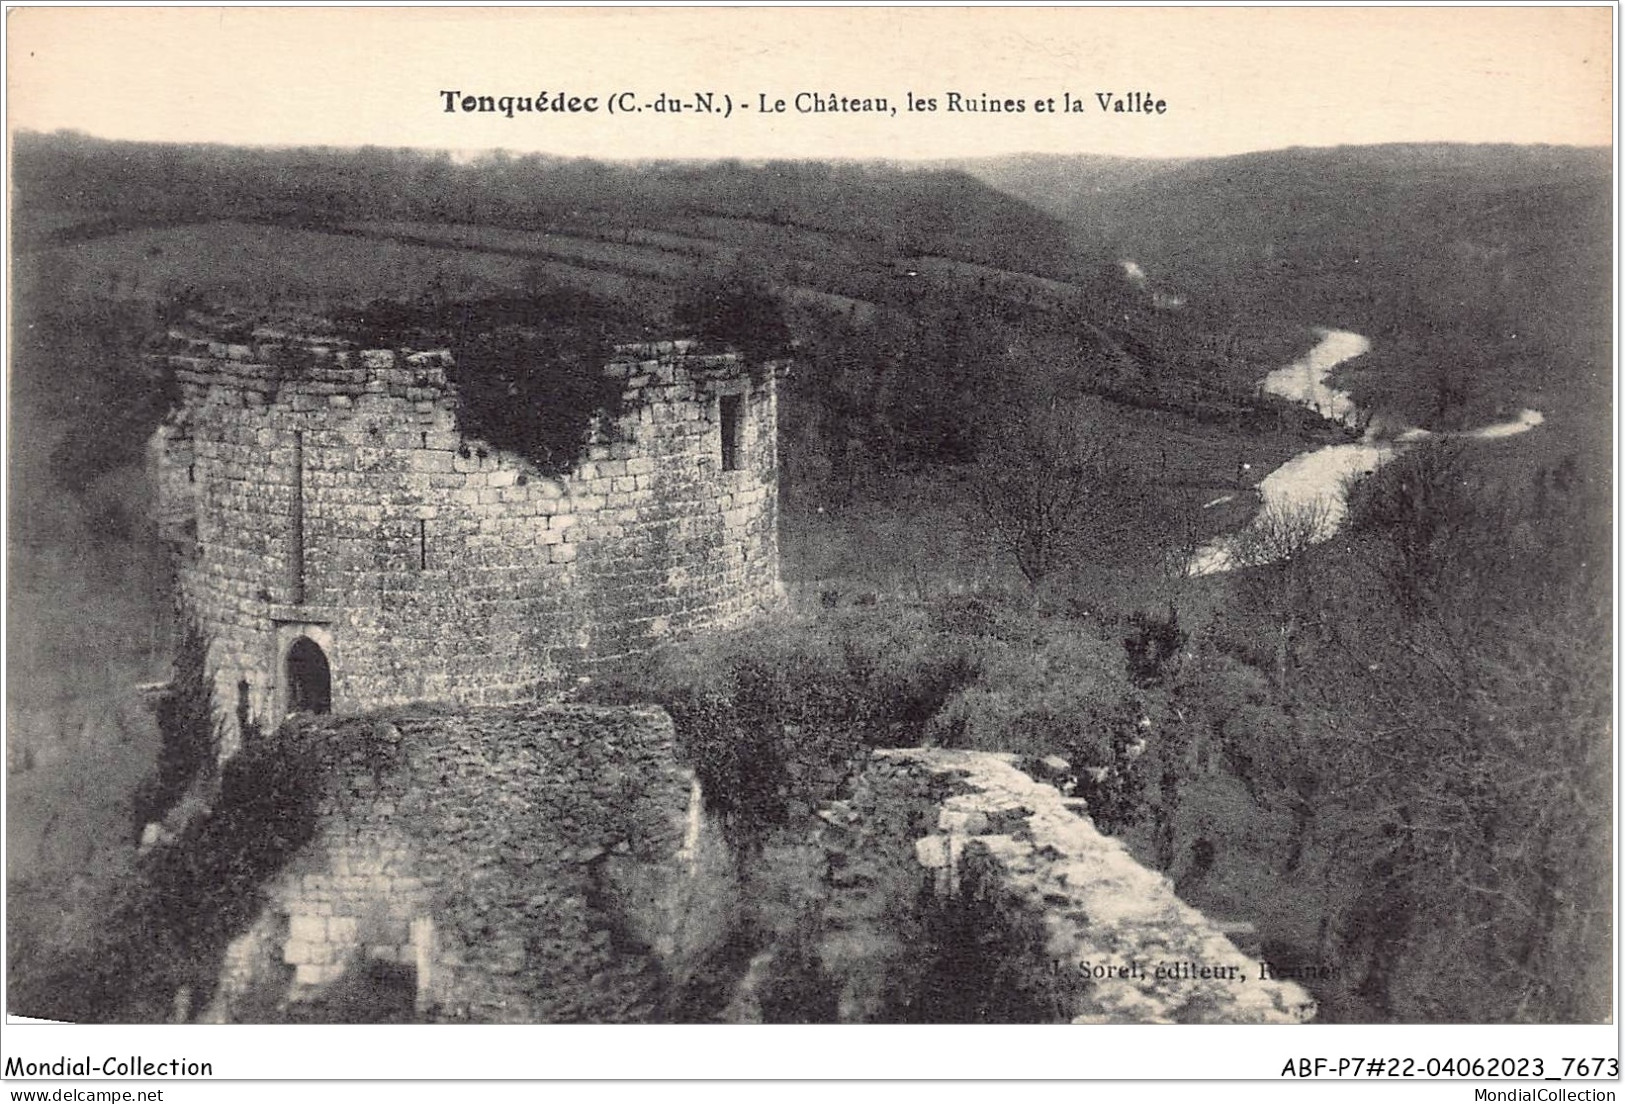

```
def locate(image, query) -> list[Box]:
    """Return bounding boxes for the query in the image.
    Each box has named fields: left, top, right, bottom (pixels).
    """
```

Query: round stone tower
left=150, top=320, right=782, bottom=752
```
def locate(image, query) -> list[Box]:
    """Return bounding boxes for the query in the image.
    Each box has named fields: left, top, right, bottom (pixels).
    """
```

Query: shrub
left=1069, top=700, right=1154, bottom=836
left=924, top=618, right=1128, bottom=761
left=1122, top=603, right=1187, bottom=688
left=131, top=618, right=220, bottom=832
left=583, top=612, right=981, bottom=847
left=1343, top=440, right=1480, bottom=613
left=903, top=847, right=1078, bottom=1022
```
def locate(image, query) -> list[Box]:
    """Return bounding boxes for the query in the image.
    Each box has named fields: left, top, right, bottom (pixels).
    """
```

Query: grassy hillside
left=12, top=134, right=1090, bottom=275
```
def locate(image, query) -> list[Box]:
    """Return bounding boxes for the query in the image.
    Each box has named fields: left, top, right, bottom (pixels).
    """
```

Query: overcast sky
left=7, top=6, right=1613, bottom=160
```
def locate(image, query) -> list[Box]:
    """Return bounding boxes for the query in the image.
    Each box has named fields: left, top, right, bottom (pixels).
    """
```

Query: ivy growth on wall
left=339, top=291, right=639, bottom=476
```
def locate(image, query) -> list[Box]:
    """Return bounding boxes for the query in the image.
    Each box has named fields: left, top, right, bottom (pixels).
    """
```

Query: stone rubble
left=846, top=748, right=1316, bottom=1024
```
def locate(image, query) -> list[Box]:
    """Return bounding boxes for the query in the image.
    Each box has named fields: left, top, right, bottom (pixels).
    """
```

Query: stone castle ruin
left=150, top=320, right=782, bottom=751
left=145, top=315, right=1312, bottom=1024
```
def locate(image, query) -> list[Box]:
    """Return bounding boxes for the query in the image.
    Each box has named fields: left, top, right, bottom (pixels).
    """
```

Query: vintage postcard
left=2, top=4, right=1614, bottom=1092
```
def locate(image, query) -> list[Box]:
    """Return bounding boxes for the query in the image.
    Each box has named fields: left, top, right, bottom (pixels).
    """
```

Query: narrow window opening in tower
left=236, top=678, right=252, bottom=735
left=418, top=519, right=427, bottom=570
left=720, top=394, right=744, bottom=471
left=286, top=637, right=331, bottom=716
left=187, top=463, right=196, bottom=484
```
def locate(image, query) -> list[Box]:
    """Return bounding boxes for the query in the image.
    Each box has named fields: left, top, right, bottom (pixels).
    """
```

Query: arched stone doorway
left=285, top=636, right=332, bottom=716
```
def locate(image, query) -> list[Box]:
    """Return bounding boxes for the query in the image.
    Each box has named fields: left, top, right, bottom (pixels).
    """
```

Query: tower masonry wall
left=151, top=330, right=782, bottom=748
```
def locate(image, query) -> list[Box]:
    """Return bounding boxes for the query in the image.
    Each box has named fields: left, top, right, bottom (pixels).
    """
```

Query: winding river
left=1187, top=328, right=1546, bottom=577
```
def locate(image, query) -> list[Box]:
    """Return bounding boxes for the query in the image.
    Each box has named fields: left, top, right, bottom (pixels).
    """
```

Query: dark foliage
left=680, top=639, right=976, bottom=845
left=12, top=297, right=176, bottom=497
left=1200, top=445, right=1612, bottom=1022
left=672, top=270, right=791, bottom=371
left=130, top=619, right=219, bottom=832
left=1069, top=702, right=1153, bottom=837
left=9, top=722, right=320, bottom=1023
left=339, top=292, right=637, bottom=475
left=1122, top=603, right=1187, bottom=688
left=144, top=725, right=320, bottom=954
left=277, top=959, right=420, bottom=1024
left=749, top=920, right=844, bottom=1024
left=902, top=852, right=1076, bottom=1023
left=582, top=619, right=981, bottom=848
left=1343, top=440, right=1480, bottom=613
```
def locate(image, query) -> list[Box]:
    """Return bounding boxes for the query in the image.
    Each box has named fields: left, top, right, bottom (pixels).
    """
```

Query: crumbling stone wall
left=206, top=703, right=729, bottom=1023
left=151, top=325, right=781, bottom=750
left=812, top=748, right=1315, bottom=1024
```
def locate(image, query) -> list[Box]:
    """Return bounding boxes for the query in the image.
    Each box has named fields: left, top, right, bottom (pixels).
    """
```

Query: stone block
left=914, top=835, right=951, bottom=869
left=938, top=808, right=991, bottom=835
left=288, top=914, right=327, bottom=942
left=409, top=451, right=453, bottom=474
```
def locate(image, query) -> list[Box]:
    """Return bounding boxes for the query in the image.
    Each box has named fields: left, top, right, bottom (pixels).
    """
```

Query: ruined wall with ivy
left=204, top=704, right=729, bottom=1023
left=151, top=323, right=781, bottom=750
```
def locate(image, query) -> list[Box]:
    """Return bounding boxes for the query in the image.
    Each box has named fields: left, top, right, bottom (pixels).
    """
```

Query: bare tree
left=1230, top=496, right=1333, bottom=569
left=1229, top=497, right=1334, bottom=684
left=971, top=400, right=1140, bottom=590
